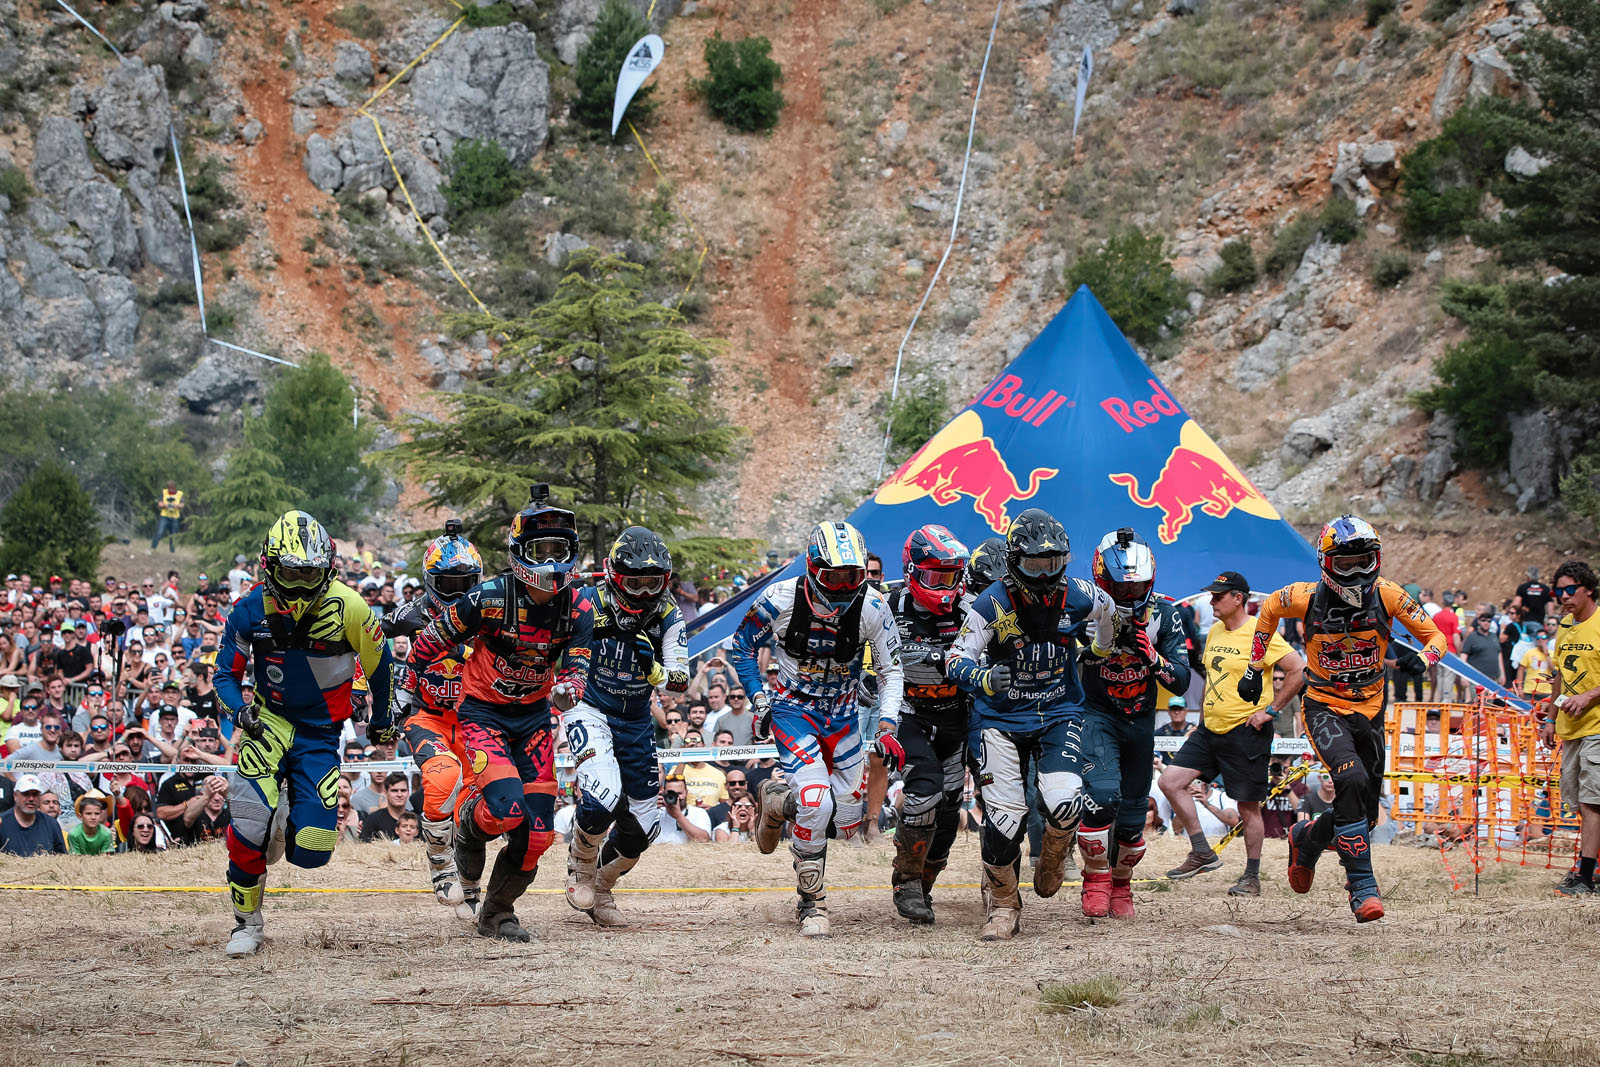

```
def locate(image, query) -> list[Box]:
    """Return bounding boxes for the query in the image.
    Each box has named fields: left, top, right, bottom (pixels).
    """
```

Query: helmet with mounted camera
left=1092, top=527, right=1156, bottom=616
left=902, top=524, right=969, bottom=614
left=422, top=520, right=484, bottom=613
left=508, top=483, right=579, bottom=593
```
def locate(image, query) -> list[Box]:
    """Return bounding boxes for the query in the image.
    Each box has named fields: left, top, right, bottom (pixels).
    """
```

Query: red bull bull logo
left=875, top=411, right=1057, bottom=534
left=1107, top=419, right=1278, bottom=543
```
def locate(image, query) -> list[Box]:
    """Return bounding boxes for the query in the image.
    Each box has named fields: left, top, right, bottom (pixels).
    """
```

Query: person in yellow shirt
left=1158, top=571, right=1304, bottom=896
left=1244, top=516, right=1444, bottom=922
left=1542, top=560, right=1600, bottom=897
left=152, top=480, right=184, bottom=553
left=677, top=729, right=728, bottom=808
left=1517, top=631, right=1554, bottom=699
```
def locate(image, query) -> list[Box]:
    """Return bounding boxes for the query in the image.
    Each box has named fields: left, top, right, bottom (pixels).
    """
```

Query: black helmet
left=508, top=483, right=579, bottom=592
left=1004, top=508, right=1070, bottom=600
left=966, top=537, right=1006, bottom=594
left=604, top=526, right=672, bottom=622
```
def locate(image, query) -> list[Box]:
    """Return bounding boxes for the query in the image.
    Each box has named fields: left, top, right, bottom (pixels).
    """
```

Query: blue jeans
left=152, top=515, right=180, bottom=550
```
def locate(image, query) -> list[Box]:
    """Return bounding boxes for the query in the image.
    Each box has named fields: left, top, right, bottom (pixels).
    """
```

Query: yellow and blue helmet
left=260, top=510, right=335, bottom=611
left=423, top=518, right=483, bottom=611
left=804, top=521, right=869, bottom=613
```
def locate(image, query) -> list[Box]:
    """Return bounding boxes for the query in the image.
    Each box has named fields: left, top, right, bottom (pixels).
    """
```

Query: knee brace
left=477, top=781, right=528, bottom=834
left=575, top=795, right=619, bottom=838
left=791, top=778, right=835, bottom=847
left=286, top=824, right=338, bottom=869
left=419, top=752, right=464, bottom=823
left=981, top=819, right=1023, bottom=867
left=900, top=789, right=943, bottom=828
left=1039, top=770, right=1089, bottom=830
left=927, top=797, right=961, bottom=868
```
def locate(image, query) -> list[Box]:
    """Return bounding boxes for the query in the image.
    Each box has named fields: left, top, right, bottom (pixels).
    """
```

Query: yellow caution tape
left=0, top=878, right=1164, bottom=896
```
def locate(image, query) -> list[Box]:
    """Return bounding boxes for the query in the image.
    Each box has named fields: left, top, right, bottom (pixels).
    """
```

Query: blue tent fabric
left=686, top=286, right=1526, bottom=707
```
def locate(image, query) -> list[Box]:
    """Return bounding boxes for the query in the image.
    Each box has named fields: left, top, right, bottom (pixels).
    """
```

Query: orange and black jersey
left=1251, top=577, right=1443, bottom=718
left=410, top=574, right=592, bottom=716
left=383, top=599, right=467, bottom=719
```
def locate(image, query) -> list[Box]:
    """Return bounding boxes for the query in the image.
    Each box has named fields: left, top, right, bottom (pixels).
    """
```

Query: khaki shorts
left=1559, top=734, right=1600, bottom=808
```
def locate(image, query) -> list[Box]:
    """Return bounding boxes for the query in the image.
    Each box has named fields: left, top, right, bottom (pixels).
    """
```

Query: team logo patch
left=267, top=665, right=285, bottom=684
left=470, top=748, right=489, bottom=774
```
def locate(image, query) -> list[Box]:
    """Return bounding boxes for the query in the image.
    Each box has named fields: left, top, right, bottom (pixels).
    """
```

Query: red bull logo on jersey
left=874, top=411, right=1057, bottom=534
left=1108, top=419, right=1278, bottom=544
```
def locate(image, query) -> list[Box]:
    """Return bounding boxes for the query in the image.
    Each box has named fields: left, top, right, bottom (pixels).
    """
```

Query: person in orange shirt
left=1240, top=516, right=1444, bottom=922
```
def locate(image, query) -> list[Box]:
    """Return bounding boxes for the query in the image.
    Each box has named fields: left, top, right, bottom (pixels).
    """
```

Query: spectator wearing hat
left=68, top=792, right=116, bottom=855
left=0, top=674, right=20, bottom=723
left=1153, top=696, right=1193, bottom=766
left=0, top=776, right=67, bottom=855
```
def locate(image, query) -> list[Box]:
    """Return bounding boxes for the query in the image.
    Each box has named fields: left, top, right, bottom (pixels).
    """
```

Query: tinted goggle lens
left=816, top=566, right=865, bottom=591
left=619, top=573, right=666, bottom=596
left=1018, top=554, right=1067, bottom=578
left=275, top=565, right=324, bottom=588
left=914, top=565, right=963, bottom=589
left=1108, top=579, right=1151, bottom=601
left=1328, top=551, right=1376, bottom=576
left=433, top=573, right=476, bottom=596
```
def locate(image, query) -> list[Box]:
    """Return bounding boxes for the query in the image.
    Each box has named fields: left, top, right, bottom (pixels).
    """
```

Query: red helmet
left=902, top=524, right=969, bottom=614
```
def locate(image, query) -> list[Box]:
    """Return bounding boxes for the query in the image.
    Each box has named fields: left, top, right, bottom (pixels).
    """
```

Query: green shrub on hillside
left=887, top=377, right=948, bottom=456
left=1067, top=227, right=1184, bottom=347
left=462, top=2, right=513, bottom=27
left=0, top=463, right=102, bottom=580
left=1365, top=0, right=1397, bottom=26
left=1371, top=251, right=1413, bottom=287
left=573, top=0, right=655, bottom=133
left=1398, top=99, right=1520, bottom=243
left=0, top=165, right=29, bottom=211
left=696, top=32, right=784, bottom=132
left=1264, top=197, right=1362, bottom=275
left=441, top=138, right=523, bottom=217
left=329, top=2, right=384, bottom=39
left=1319, top=195, right=1361, bottom=245
left=1209, top=239, right=1258, bottom=293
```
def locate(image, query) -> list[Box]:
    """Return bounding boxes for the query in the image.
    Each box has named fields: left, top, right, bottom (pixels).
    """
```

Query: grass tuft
left=1040, top=978, right=1123, bottom=1013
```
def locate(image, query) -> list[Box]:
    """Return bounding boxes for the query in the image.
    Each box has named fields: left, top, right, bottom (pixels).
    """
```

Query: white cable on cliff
left=875, top=0, right=1005, bottom=480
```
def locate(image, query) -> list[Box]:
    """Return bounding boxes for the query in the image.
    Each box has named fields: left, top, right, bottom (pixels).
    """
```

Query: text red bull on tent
left=687, top=287, right=1525, bottom=709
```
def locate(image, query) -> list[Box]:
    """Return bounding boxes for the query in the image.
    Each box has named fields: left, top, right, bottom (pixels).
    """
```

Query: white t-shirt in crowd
left=656, top=804, right=712, bottom=844
left=227, top=568, right=253, bottom=599
left=146, top=593, right=175, bottom=625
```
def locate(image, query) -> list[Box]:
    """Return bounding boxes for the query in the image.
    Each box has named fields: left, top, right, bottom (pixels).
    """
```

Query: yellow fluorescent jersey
left=1553, top=610, right=1600, bottom=742
left=1203, top=619, right=1293, bottom=733
left=1519, top=645, right=1553, bottom=698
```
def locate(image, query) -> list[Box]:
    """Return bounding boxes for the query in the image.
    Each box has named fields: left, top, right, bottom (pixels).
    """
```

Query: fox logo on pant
left=1335, top=832, right=1369, bottom=857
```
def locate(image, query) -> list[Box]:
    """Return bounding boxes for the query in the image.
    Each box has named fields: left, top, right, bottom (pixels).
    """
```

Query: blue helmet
left=508, top=483, right=579, bottom=592
left=422, top=519, right=483, bottom=612
left=1092, top=527, right=1156, bottom=616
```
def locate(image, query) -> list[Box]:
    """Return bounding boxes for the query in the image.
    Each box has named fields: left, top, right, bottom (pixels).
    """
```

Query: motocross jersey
left=216, top=580, right=392, bottom=729
left=583, top=586, right=687, bottom=720
left=1079, top=595, right=1191, bottom=717
left=1251, top=577, right=1443, bottom=718
left=409, top=573, right=593, bottom=718
left=382, top=599, right=467, bottom=719
left=887, top=586, right=969, bottom=728
left=730, top=577, right=904, bottom=726
left=947, top=577, right=1117, bottom=731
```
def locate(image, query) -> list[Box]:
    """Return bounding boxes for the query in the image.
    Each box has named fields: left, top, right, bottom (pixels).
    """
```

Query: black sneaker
left=1555, top=872, right=1595, bottom=897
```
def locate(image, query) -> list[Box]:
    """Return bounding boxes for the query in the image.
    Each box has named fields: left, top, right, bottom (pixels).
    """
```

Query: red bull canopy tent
left=685, top=286, right=1522, bottom=705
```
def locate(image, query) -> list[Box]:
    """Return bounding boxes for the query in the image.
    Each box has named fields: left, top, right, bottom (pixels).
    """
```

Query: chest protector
left=480, top=573, right=577, bottom=659
left=1304, top=581, right=1391, bottom=689
left=891, top=587, right=964, bottom=711
left=991, top=581, right=1071, bottom=662
left=253, top=598, right=353, bottom=658
left=782, top=585, right=865, bottom=665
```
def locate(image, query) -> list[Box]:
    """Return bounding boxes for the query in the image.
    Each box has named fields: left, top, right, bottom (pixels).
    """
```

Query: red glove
left=873, top=732, right=905, bottom=772
left=1134, top=627, right=1161, bottom=666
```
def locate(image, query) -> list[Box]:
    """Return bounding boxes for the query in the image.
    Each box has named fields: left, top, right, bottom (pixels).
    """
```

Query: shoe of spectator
left=1108, top=879, right=1136, bottom=920
left=1033, top=825, right=1075, bottom=898
left=1227, top=873, right=1262, bottom=897
left=755, top=779, right=792, bottom=856
left=1554, top=872, right=1595, bottom=897
left=979, top=862, right=1022, bottom=941
left=566, top=826, right=604, bottom=912
left=1165, top=848, right=1223, bottom=880
left=1080, top=870, right=1112, bottom=918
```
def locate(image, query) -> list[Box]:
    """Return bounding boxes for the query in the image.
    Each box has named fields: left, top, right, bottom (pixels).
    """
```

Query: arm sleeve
left=1250, top=586, right=1303, bottom=669
left=659, top=606, right=688, bottom=678
left=213, top=602, right=251, bottom=717
left=1385, top=584, right=1446, bottom=666
left=349, top=600, right=393, bottom=727
left=946, top=602, right=993, bottom=694
left=555, top=594, right=594, bottom=697
left=730, top=597, right=775, bottom=699
left=1154, top=606, right=1191, bottom=694
left=864, top=596, right=904, bottom=726
left=1082, top=582, right=1119, bottom=658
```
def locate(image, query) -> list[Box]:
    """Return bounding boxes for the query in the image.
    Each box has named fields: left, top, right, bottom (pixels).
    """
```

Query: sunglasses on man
left=1553, top=584, right=1580, bottom=598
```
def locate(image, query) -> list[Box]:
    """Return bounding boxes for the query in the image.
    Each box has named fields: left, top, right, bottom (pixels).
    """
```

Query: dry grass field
left=1, top=832, right=1596, bottom=1067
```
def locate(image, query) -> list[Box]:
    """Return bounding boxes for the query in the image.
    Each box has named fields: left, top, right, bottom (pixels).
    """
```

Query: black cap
left=1203, top=571, right=1250, bottom=595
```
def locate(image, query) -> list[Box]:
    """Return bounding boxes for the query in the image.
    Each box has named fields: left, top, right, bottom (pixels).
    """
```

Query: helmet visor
left=1016, top=554, right=1068, bottom=579
left=814, top=565, right=865, bottom=592
left=617, top=573, right=667, bottom=597
left=433, top=572, right=476, bottom=598
left=1327, top=550, right=1377, bottom=577
left=912, top=564, right=963, bottom=590
left=274, top=565, right=326, bottom=589
left=519, top=537, right=573, bottom=565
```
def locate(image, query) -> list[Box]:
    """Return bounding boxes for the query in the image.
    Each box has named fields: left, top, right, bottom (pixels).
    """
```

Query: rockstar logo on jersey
left=991, top=604, right=1023, bottom=643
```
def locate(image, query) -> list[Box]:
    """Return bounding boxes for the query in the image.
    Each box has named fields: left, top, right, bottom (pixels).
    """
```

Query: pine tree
left=1417, top=0, right=1600, bottom=483
left=0, top=462, right=103, bottom=579
left=572, top=0, right=655, bottom=134
left=259, top=352, right=378, bottom=535
left=190, top=420, right=301, bottom=577
left=395, top=250, right=749, bottom=565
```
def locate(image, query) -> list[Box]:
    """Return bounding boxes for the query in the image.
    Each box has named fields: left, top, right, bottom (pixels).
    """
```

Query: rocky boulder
left=543, top=231, right=589, bottom=266
left=410, top=24, right=550, bottom=166
left=69, top=181, right=142, bottom=272
left=1282, top=414, right=1335, bottom=465
left=88, top=58, right=172, bottom=172
left=334, top=41, right=373, bottom=84
left=32, top=117, right=97, bottom=198
left=1467, top=46, right=1517, bottom=101
left=304, top=133, right=343, bottom=193
left=1504, top=146, right=1550, bottom=180
left=1417, top=411, right=1456, bottom=502
left=127, top=166, right=191, bottom=276
left=551, top=0, right=602, bottom=66
left=177, top=348, right=265, bottom=413
left=1431, top=49, right=1469, bottom=123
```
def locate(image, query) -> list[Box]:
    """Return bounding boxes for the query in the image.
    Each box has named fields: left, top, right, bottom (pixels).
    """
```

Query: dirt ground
left=1, top=832, right=1596, bottom=1067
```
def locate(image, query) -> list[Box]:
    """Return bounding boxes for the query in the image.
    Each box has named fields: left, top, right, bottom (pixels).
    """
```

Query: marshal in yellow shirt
left=1203, top=619, right=1293, bottom=734
left=1553, top=609, right=1600, bottom=742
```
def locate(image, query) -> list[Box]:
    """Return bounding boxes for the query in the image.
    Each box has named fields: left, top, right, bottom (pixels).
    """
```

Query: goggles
left=911, top=564, right=963, bottom=589
left=1016, top=554, right=1068, bottom=578
left=518, top=537, right=573, bottom=565
left=1326, top=551, right=1377, bottom=577
left=616, top=572, right=667, bottom=597
left=431, top=572, right=477, bottom=597
left=1104, top=579, right=1152, bottom=602
left=274, top=564, right=327, bottom=588
left=814, top=565, right=865, bottom=592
